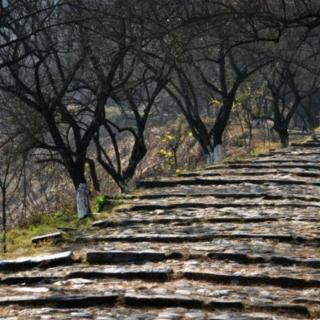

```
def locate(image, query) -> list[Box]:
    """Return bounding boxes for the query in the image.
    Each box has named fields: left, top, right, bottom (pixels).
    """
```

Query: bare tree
left=0, top=1, right=132, bottom=218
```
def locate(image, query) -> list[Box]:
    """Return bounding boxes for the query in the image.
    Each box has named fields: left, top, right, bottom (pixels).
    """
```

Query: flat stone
left=252, top=303, right=310, bottom=317
left=207, top=299, right=243, bottom=309
left=0, top=251, right=73, bottom=271
left=87, top=250, right=167, bottom=264
left=208, top=252, right=320, bottom=268
left=291, top=142, right=320, bottom=147
left=183, top=271, right=320, bottom=289
left=0, top=294, right=118, bottom=308
left=70, top=311, right=93, bottom=317
left=66, top=267, right=173, bottom=282
left=124, top=294, right=204, bottom=309
left=184, top=311, right=206, bottom=320
left=0, top=276, right=59, bottom=285
left=32, top=232, right=63, bottom=244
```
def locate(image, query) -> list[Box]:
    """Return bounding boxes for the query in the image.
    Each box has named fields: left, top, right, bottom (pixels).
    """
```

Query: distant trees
left=264, top=61, right=318, bottom=147
left=162, top=2, right=275, bottom=162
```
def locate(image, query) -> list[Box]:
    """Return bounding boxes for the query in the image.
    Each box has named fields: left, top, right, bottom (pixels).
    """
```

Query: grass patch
left=0, top=194, right=127, bottom=259
left=0, top=208, right=112, bottom=259
left=250, top=141, right=280, bottom=156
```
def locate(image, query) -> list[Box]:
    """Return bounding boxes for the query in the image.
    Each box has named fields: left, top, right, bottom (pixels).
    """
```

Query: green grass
left=0, top=193, right=132, bottom=259
left=0, top=210, right=89, bottom=258
left=0, top=209, right=111, bottom=259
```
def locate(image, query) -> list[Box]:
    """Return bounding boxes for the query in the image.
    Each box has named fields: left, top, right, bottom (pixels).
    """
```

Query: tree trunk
left=1, top=187, right=6, bottom=254
left=123, top=140, right=147, bottom=180
left=71, top=168, right=91, bottom=219
left=118, top=178, right=136, bottom=193
left=206, top=151, right=215, bottom=165
left=119, top=139, right=147, bottom=193
left=212, top=129, right=225, bottom=163
left=278, top=130, right=289, bottom=148
left=274, top=119, right=289, bottom=148
left=213, top=143, right=224, bottom=163
left=76, top=182, right=91, bottom=219
left=209, top=98, right=233, bottom=163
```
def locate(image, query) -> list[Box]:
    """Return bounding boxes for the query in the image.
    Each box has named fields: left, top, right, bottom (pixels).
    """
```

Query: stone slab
left=0, top=251, right=73, bottom=272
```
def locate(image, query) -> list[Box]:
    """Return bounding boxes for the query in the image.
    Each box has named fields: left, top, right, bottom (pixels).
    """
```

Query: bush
left=95, top=195, right=107, bottom=213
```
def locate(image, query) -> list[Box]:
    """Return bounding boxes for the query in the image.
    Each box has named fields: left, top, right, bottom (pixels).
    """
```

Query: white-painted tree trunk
left=76, top=183, right=91, bottom=219
left=213, top=144, right=224, bottom=163
left=206, top=152, right=215, bottom=165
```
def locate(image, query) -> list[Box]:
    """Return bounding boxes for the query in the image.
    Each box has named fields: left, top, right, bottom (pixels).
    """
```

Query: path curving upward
left=1, top=139, right=320, bottom=319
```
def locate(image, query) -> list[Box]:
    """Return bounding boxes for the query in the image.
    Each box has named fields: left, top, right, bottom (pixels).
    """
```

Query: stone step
left=207, top=252, right=320, bottom=268
left=183, top=271, right=320, bottom=289
left=0, top=294, right=118, bottom=308
left=270, top=151, right=320, bottom=156
left=92, top=216, right=278, bottom=228
left=97, top=240, right=320, bottom=261
left=206, top=164, right=320, bottom=170
left=124, top=293, right=310, bottom=317
left=66, top=267, right=173, bottom=282
left=121, top=200, right=320, bottom=212
left=132, top=192, right=320, bottom=202
left=291, top=142, right=320, bottom=147
left=0, top=267, right=173, bottom=284
left=134, top=185, right=320, bottom=202
left=77, top=233, right=319, bottom=244
left=87, top=250, right=168, bottom=264
left=0, top=251, right=73, bottom=272
left=232, top=159, right=320, bottom=164
left=97, top=216, right=320, bottom=237
left=84, top=249, right=320, bottom=270
left=201, top=171, right=320, bottom=178
left=0, top=292, right=310, bottom=317
left=0, top=308, right=299, bottom=320
left=138, top=178, right=320, bottom=189
left=31, top=232, right=64, bottom=244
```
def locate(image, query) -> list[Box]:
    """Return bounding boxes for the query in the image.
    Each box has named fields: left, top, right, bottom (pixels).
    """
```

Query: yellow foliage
left=210, top=98, right=221, bottom=108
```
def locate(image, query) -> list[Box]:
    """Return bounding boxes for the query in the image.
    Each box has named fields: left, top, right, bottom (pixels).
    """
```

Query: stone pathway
left=1, top=139, right=320, bottom=319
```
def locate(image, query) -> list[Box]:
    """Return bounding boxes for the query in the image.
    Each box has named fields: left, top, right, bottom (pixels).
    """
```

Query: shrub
left=95, top=195, right=107, bottom=213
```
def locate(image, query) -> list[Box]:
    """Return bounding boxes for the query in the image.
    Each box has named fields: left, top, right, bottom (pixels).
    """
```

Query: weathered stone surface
left=0, top=251, right=73, bottom=271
